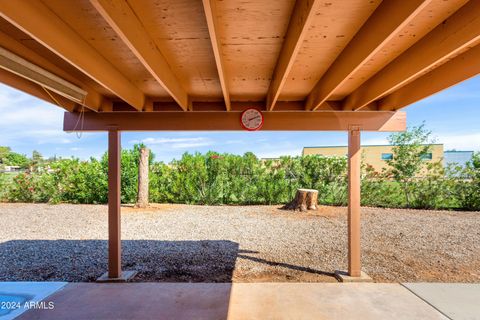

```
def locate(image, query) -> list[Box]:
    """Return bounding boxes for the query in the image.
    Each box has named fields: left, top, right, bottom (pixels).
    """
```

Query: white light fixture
left=0, top=46, right=87, bottom=103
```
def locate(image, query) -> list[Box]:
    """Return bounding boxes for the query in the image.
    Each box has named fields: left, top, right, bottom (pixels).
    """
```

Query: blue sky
left=0, top=76, right=479, bottom=163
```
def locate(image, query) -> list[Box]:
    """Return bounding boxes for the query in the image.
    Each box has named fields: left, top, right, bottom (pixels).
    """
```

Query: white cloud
left=437, top=133, right=480, bottom=151
left=129, top=137, right=214, bottom=149
left=224, top=139, right=244, bottom=145
left=360, top=133, right=480, bottom=151
left=256, top=148, right=302, bottom=159
left=0, top=85, right=70, bottom=146
left=362, top=137, right=389, bottom=146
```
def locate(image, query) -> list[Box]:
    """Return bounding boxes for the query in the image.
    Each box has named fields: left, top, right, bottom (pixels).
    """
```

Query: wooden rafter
left=202, top=0, right=231, bottom=111
left=90, top=0, right=189, bottom=111
left=0, top=31, right=103, bottom=111
left=64, top=110, right=406, bottom=132
left=305, top=0, right=430, bottom=111
left=267, top=0, right=319, bottom=111
left=379, top=44, right=480, bottom=111
left=344, top=0, right=480, bottom=111
left=0, top=0, right=145, bottom=110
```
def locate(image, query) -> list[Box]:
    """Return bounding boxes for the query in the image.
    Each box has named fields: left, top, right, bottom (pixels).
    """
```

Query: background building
left=444, top=150, right=474, bottom=168
left=302, top=144, right=444, bottom=173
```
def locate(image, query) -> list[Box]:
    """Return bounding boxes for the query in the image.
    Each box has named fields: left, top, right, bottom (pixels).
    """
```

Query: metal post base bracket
left=96, top=270, right=138, bottom=283
left=334, top=270, right=372, bottom=283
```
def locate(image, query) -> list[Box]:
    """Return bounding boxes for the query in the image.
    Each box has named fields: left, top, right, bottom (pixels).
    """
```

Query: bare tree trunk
left=136, top=147, right=149, bottom=208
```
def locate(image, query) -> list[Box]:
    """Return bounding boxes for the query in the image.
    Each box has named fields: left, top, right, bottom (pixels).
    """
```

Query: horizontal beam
left=379, top=44, right=480, bottom=110
left=0, top=0, right=145, bottom=110
left=343, top=0, right=480, bottom=111
left=306, top=0, right=430, bottom=111
left=64, top=111, right=406, bottom=132
left=90, top=0, right=188, bottom=111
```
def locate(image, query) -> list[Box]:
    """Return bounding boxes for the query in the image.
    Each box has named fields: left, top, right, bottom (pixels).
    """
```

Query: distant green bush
left=2, top=146, right=479, bottom=211
left=147, top=152, right=348, bottom=206
left=7, top=171, right=55, bottom=203
left=0, top=173, right=8, bottom=201
left=454, top=153, right=480, bottom=211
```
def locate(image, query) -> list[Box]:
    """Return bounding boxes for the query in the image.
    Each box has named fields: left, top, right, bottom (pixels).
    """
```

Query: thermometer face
left=240, top=108, right=264, bottom=131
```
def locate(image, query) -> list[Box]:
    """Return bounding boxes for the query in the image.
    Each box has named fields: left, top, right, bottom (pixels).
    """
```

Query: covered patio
left=0, top=0, right=479, bottom=284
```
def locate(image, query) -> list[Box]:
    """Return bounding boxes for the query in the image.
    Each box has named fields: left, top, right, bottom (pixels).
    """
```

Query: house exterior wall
left=302, top=144, right=444, bottom=173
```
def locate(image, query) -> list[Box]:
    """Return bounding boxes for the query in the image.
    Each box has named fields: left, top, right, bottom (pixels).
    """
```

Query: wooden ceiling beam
left=305, top=0, right=430, bottom=111
left=0, top=0, right=145, bottom=111
left=267, top=0, right=319, bottom=111
left=379, top=44, right=480, bottom=111
left=343, top=0, right=480, bottom=111
left=202, top=0, right=231, bottom=111
left=0, top=31, right=103, bottom=111
left=64, top=110, right=406, bottom=132
left=90, top=0, right=189, bottom=111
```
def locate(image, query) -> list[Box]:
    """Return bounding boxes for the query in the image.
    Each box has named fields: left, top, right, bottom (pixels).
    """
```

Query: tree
left=386, top=123, right=435, bottom=207
left=32, top=150, right=43, bottom=162
left=0, top=146, right=11, bottom=163
left=5, top=152, right=29, bottom=168
left=100, top=143, right=155, bottom=204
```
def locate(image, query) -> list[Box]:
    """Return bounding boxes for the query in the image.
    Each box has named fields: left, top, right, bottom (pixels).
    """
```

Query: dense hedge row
left=1, top=149, right=479, bottom=210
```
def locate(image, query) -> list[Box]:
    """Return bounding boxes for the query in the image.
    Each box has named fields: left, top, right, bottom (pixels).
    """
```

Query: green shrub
left=7, top=171, right=55, bottom=203
left=0, top=173, right=8, bottom=201
left=361, top=165, right=404, bottom=208
left=50, top=158, right=107, bottom=204
left=1, top=145, right=479, bottom=210
left=409, top=162, right=456, bottom=209
left=454, top=153, right=480, bottom=211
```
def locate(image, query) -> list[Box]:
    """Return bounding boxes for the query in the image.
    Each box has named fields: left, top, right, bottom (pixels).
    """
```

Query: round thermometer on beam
left=240, top=108, right=264, bottom=131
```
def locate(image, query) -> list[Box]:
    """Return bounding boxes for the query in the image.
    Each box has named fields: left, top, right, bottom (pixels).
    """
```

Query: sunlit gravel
left=0, top=203, right=478, bottom=283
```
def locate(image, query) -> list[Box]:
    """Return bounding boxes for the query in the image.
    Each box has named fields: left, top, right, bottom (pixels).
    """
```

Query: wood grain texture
left=64, top=111, right=406, bottom=132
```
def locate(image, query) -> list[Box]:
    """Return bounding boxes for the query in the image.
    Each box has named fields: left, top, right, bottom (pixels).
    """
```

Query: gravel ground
left=0, top=203, right=478, bottom=283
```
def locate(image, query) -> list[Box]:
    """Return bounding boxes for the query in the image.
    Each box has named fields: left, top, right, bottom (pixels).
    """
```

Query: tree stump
left=283, top=189, right=318, bottom=211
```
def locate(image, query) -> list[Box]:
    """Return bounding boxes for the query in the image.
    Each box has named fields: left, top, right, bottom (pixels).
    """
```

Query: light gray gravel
left=0, top=203, right=478, bottom=283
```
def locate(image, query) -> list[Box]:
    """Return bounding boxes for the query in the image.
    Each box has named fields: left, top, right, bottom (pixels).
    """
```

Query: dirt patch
left=122, top=203, right=180, bottom=214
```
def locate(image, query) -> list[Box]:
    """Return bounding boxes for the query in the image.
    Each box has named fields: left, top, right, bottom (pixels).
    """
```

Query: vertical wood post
left=108, top=129, right=121, bottom=278
left=348, top=126, right=361, bottom=277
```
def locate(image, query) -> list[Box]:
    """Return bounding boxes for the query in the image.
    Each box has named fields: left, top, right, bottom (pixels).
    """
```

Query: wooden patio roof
left=0, top=0, right=479, bottom=130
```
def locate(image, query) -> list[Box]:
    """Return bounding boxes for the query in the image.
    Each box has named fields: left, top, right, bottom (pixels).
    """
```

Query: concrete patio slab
left=403, top=283, right=480, bottom=320
left=0, top=282, right=67, bottom=320
left=17, top=283, right=447, bottom=320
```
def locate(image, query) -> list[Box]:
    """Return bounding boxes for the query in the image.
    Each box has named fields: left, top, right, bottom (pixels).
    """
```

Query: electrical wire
left=41, top=85, right=85, bottom=139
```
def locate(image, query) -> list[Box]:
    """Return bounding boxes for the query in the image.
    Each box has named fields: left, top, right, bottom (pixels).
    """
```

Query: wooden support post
left=108, top=129, right=121, bottom=279
left=348, top=126, right=361, bottom=277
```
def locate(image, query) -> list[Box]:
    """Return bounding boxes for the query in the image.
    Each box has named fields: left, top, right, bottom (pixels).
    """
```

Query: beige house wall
left=302, top=144, right=444, bottom=173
